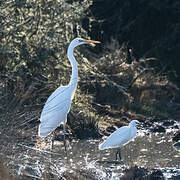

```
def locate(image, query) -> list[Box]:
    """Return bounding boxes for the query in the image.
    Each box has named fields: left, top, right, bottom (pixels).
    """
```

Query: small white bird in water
left=99, top=120, right=140, bottom=160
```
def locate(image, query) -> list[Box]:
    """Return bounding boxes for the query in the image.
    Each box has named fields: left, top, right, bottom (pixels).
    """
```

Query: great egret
left=38, top=38, right=101, bottom=150
left=99, top=120, right=140, bottom=160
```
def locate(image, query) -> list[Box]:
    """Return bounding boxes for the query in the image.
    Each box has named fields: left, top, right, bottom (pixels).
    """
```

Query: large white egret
left=99, top=120, right=140, bottom=160
left=38, top=38, right=101, bottom=150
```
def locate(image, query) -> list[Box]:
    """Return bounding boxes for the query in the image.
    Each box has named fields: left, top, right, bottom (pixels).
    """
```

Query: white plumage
left=38, top=86, right=71, bottom=137
left=38, top=38, right=100, bottom=149
left=99, top=120, right=140, bottom=150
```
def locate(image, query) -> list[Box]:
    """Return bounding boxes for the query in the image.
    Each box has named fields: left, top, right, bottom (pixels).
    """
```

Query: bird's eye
left=79, top=39, right=84, bottom=43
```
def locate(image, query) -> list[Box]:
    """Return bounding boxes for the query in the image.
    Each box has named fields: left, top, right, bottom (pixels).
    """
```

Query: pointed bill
left=85, top=40, right=101, bottom=44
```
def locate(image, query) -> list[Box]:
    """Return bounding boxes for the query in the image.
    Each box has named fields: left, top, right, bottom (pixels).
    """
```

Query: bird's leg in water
left=51, top=131, right=55, bottom=150
left=115, top=148, right=121, bottom=160
left=63, top=123, right=67, bottom=151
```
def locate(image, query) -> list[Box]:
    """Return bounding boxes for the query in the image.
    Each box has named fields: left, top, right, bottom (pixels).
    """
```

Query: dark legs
left=63, top=123, right=67, bottom=151
left=115, top=148, right=121, bottom=160
left=51, top=131, right=55, bottom=150
left=51, top=122, right=67, bottom=151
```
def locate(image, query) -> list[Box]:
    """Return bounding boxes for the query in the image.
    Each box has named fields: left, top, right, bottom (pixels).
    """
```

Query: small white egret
left=99, top=120, right=140, bottom=160
left=38, top=38, right=101, bottom=150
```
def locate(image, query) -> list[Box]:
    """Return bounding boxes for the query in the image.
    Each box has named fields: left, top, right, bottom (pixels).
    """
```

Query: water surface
left=4, top=131, right=179, bottom=179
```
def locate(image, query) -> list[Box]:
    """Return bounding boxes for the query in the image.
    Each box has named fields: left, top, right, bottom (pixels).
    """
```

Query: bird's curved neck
left=67, top=46, right=78, bottom=88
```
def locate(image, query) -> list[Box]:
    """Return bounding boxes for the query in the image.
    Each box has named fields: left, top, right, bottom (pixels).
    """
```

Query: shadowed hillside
left=83, top=0, right=180, bottom=82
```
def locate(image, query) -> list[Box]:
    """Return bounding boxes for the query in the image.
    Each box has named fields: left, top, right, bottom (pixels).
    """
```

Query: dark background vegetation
left=0, top=0, right=180, bottom=137
left=0, top=0, right=180, bottom=179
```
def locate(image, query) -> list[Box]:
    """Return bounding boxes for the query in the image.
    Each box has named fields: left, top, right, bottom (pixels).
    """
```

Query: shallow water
left=3, top=131, right=179, bottom=179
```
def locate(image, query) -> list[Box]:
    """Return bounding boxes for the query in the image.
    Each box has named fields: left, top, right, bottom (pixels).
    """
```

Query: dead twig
left=128, top=68, right=153, bottom=89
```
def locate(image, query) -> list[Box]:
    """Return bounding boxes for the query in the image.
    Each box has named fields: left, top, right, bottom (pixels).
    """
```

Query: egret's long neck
left=67, top=46, right=78, bottom=94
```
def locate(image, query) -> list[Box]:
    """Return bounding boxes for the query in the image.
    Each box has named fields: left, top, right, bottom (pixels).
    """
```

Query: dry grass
left=0, top=39, right=179, bottom=136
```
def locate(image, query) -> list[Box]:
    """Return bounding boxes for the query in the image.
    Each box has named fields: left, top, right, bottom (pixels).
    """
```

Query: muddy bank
left=0, top=162, right=168, bottom=180
left=0, top=131, right=180, bottom=179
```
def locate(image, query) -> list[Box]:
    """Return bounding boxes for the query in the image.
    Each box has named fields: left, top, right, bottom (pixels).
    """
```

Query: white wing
left=38, top=85, right=71, bottom=137
left=99, top=126, right=131, bottom=150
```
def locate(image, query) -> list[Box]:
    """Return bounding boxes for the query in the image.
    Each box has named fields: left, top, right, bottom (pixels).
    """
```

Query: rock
left=151, top=125, right=166, bottom=133
left=121, top=166, right=148, bottom=179
left=121, top=166, right=164, bottom=179
left=173, top=142, right=180, bottom=151
left=162, top=120, right=175, bottom=127
left=148, top=169, right=164, bottom=180
left=173, top=125, right=179, bottom=129
left=172, top=132, right=180, bottom=142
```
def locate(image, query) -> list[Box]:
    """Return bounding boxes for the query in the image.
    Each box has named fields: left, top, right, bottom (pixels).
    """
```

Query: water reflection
left=54, top=133, right=179, bottom=169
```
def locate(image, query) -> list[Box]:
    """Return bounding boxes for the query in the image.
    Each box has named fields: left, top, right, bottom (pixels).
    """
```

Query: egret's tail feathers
left=99, top=142, right=106, bottom=150
left=38, top=131, right=48, bottom=138
left=38, top=125, right=54, bottom=138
